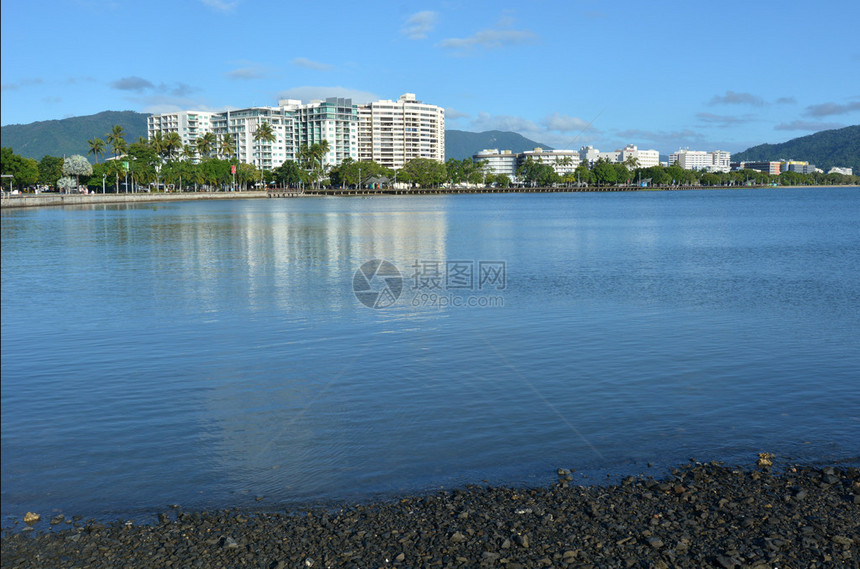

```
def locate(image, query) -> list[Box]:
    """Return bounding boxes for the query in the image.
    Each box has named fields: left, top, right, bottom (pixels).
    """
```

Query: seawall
left=0, top=191, right=269, bottom=209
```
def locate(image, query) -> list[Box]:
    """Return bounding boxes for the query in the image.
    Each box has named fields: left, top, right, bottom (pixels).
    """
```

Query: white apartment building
left=620, top=145, right=660, bottom=168
left=473, top=149, right=518, bottom=178
left=149, top=93, right=443, bottom=172
left=670, top=149, right=731, bottom=173
left=519, top=147, right=580, bottom=176
left=710, top=150, right=731, bottom=173
left=147, top=111, right=215, bottom=154
left=828, top=166, right=853, bottom=176
left=598, top=151, right=621, bottom=163
left=579, top=146, right=601, bottom=166
left=284, top=97, right=359, bottom=167
left=212, top=106, right=296, bottom=171
left=357, top=93, right=445, bottom=170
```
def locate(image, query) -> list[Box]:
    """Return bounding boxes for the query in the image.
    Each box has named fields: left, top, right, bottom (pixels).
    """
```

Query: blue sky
left=2, top=0, right=859, bottom=155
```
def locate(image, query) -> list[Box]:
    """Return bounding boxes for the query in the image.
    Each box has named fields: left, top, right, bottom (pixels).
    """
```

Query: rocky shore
left=2, top=462, right=858, bottom=568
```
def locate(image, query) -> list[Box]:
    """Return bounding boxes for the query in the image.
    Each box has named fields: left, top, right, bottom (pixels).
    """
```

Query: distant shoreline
left=2, top=185, right=857, bottom=209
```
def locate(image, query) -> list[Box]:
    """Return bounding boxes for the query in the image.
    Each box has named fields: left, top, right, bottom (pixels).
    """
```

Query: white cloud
left=1, top=78, right=43, bottom=91
left=292, top=58, right=334, bottom=71
left=774, top=120, right=844, bottom=131
left=615, top=129, right=707, bottom=153
left=696, top=112, right=753, bottom=127
left=276, top=86, right=381, bottom=104
left=471, top=112, right=540, bottom=133
left=445, top=108, right=470, bottom=120
left=402, top=11, right=438, bottom=40
left=111, top=76, right=155, bottom=92
left=200, top=0, right=239, bottom=12
left=709, top=91, right=765, bottom=107
left=804, top=100, right=860, bottom=117
left=542, top=112, right=594, bottom=133
left=225, top=62, right=272, bottom=80
left=439, top=29, right=537, bottom=53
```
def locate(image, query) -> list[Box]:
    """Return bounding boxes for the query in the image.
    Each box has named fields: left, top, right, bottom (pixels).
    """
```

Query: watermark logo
left=354, top=259, right=506, bottom=309
left=353, top=259, right=403, bottom=309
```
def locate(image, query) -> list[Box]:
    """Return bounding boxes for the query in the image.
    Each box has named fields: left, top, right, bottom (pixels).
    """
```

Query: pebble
left=2, top=462, right=857, bottom=569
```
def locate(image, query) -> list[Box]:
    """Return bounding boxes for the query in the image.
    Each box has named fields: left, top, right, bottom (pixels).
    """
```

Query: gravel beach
left=2, top=462, right=858, bottom=569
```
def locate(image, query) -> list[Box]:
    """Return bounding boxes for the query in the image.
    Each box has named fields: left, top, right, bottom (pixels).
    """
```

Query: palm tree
left=150, top=131, right=167, bottom=160
left=314, top=139, right=330, bottom=171
left=253, top=121, right=276, bottom=174
left=164, top=132, right=183, bottom=161
left=218, top=133, right=236, bottom=160
left=105, top=125, right=127, bottom=192
left=196, top=132, right=216, bottom=159
left=181, top=144, right=197, bottom=162
left=106, top=125, right=127, bottom=160
left=88, top=137, right=105, bottom=164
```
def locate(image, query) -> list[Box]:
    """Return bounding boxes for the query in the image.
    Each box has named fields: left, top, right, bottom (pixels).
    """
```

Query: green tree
left=297, top=141, right=332, bottom=189
left=237, top=163, right=258, bottom=190
left=518, top=157, right=558, bottom=186
left=614, top=163, right=630, bottom=185
left=105, top=125, right=127, bottom=192
left=592, top=158, right=618, bottom=185
left=253, top=121, right=276, bottom=180
left=164, top=132, right=183, bottom=161
left=400, top=158, right=446, bottom=188
left=274, top=160, right=305, bottom=188
left=1, top=147, right=39, bottom=189
left=196, top=132, right=217, bottom=159
left=181, top=144, right=197, bottom=162
left=127, top=140, right=160, bottom=190
left=88, top=137, right=105, bottom=164
left=574, top=163, right=592, bottom=186
left=38, top=155, right=64, bottom=188
left=218, top=133, right=236, bottom=161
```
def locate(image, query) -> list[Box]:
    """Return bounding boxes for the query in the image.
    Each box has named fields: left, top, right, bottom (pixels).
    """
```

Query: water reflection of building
left=148, top=199, right=449, bottom=314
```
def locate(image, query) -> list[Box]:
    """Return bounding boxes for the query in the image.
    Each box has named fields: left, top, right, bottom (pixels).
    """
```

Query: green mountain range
left=2, top=110, right=856, bottom=172
left=1, top=111, right=149, bottom=161
left=444, top=129, right=552, bottom=160
left=732, top=125, right=859, bottom=172
left=1, top=111, right=552, bottom=163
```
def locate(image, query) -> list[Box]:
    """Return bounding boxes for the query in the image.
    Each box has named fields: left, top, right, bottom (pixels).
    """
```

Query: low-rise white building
left=670, top=149, right=731, bottom=172
left=473, top=149, right=518, bottom=178
left=519, top=147, right=580, bottom=176
left=579, top=145, right=600, bottom=166
left=828, top=166, right=853, bottom=176
left=620, top=144, right=660, bottom=168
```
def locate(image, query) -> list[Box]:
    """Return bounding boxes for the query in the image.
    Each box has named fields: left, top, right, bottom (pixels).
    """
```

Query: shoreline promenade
left=3, top=185, right=856, bottom=209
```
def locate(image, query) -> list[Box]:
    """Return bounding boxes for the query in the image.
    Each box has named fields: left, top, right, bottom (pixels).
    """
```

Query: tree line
left=2, top=125, right=858, bottom=193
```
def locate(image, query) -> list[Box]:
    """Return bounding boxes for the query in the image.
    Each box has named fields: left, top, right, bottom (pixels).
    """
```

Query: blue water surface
left=2, top=187, right=859, bottom=521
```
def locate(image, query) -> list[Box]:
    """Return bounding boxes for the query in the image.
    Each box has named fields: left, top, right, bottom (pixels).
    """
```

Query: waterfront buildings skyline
left=147, top=93, right=444, bottom=173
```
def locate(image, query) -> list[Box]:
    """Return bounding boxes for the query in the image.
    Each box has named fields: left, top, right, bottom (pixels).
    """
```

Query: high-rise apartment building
left=357, top=93, right=445, bottom=169
left=283, top=97, right=359, bottom=167
left=147, top=111, right=215, bottom=155
left=212, top=106, right=296, bottom=171
left=148, top=93, right=443, bottom=172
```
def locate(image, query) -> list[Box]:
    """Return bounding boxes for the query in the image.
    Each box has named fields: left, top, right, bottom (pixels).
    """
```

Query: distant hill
left=445, top=129, right=552, bottom=160
left=733, top=125, right=859, bottom=172
left=1, top=111, right=149, bottom=161
left=3, top=114, right=550, bottom=164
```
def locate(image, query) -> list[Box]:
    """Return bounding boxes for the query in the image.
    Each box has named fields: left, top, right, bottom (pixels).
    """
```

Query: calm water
left=2, top=188, right=859, bottom=522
